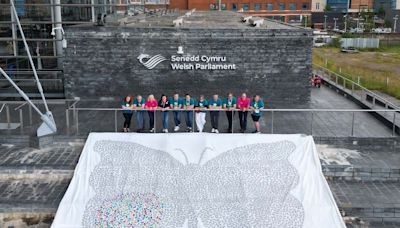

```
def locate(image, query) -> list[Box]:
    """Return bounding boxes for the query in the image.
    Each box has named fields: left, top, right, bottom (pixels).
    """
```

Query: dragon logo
left=137, top=54, right=167, bottom=69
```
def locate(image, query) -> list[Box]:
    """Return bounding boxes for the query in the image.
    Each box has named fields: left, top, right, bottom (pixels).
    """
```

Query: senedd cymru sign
left=137, top=54, right=237, bottom=70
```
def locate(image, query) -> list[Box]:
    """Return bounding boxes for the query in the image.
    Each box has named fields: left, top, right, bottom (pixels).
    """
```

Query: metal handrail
left=313, top=63, right=400, bottom=110
left=66, top=107, right=399, bottom=136
left=0, top=99, right=77, bottom=105
left=70, top=107, right=400, bottom=112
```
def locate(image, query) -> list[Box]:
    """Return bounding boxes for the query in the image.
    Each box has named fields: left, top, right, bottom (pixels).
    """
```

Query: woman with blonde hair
left=145, top=94, right=158, bottom=133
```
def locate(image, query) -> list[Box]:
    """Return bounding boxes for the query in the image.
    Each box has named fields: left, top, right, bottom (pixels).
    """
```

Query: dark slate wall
left=63, top=27, right=312, bottom=108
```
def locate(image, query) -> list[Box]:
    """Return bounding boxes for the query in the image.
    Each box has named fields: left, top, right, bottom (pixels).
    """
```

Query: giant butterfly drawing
left=82, top=140, right=304, bottom=227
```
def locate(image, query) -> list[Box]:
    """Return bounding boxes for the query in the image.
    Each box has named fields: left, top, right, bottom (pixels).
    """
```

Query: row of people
left=121, top=93, right=264, bottom=133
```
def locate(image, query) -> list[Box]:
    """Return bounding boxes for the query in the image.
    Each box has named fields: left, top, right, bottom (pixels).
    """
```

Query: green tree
left=324, top=5, right=332, bottom=12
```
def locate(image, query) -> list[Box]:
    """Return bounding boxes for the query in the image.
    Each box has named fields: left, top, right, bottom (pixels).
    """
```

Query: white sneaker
left=174, top=126, right=180, bottom=132
left=215, top=129, right=219, bottom=134
left=211, top=128, right=215, bottom=133
left=164, top=129, right=168, bottom=133
left=150, top=128, right=155, bottom=133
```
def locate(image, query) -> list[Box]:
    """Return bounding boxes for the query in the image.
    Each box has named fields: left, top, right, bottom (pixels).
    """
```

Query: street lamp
left=394, top=15, right=399, bottom=33
left=324, top=15, right=328, bottom=31
left=343, top=14, right=347, bottom=32
left=333, top=17, right=338, bottom=30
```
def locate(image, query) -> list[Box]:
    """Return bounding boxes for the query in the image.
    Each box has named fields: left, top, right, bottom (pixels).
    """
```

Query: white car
left=372, top=28, right=392, bottom=33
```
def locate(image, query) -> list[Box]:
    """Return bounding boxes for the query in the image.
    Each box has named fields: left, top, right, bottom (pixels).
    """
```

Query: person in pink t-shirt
left=237, top=93, right=250, bottom=133
left=145, top=94, right=158, bottom=133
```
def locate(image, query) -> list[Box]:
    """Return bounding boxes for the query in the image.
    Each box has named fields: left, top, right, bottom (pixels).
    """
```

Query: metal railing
left=313, top=63, right=400, bottom=111
left=67, top=107, right=400, bottom=136
left=0, top=98, right=79, bottom=132
left=0, top=97, right=398, bottom=137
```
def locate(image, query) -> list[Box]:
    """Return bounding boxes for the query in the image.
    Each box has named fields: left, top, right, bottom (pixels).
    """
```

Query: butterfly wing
left=82, top=140, right=196, bottom=228
left=193, top=140, right=304, bottom=228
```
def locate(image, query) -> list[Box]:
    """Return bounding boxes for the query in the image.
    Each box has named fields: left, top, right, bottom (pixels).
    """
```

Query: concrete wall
left=63, top=26, right=312, bottom=108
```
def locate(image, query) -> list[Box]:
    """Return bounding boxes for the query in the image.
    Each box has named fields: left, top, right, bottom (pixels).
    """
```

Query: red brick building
left=169, top=0, right=312, bottom=22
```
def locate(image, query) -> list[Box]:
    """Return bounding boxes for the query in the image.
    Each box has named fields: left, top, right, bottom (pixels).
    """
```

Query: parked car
left=341, top=47, right=359, bottom=53
left=372, top=28, right=392, bottom=33
left=349, top=28, right=364, bottom=33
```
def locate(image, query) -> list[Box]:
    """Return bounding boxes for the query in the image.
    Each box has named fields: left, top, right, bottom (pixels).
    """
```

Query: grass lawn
left=313, top=46, right=400, bottom=99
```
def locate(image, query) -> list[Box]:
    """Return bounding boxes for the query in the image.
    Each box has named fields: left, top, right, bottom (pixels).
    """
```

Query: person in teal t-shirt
left=133, top=95, right=146, bottom=132
left=223, top=92, right=237, bottom=133
left=121, top=95, right=133, bottom=132
left=183, top=93, right=195, bottom=132
left=169, top=93, right=183, bottom=132
left=208, top=94, right=222, bottom=133
left=250, top=95, right=264, bottom=133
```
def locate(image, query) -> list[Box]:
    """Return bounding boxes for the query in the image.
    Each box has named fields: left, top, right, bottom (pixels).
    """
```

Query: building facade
left=169, top=0, right=312, bottom=22
left=63, top=12, right=313, bottom=108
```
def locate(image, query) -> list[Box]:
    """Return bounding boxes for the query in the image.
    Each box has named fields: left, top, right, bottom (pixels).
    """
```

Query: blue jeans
left=184, top=111, right=193, bottom=128
left=173, top=111, right=181, bottom=127
left=136, top=111, right=146, bottom=129
left=148, top=111, right=155, bottom=129
left=161, top=111, right=169, bottom=129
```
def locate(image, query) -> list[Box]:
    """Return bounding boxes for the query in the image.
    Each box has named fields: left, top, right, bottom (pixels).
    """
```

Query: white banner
left=52, top=133, right=345, bottom=228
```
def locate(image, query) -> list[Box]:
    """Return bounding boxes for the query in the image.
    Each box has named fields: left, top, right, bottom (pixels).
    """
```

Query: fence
left=313, top=64, right=400, bottom=111
left=66, top=107, right=400, bottom=137
left=341, top=38, right=380, bottom=48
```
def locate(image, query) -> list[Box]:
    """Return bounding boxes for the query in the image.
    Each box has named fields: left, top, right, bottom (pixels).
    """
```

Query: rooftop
left=73, top=10, right=300, bottom=30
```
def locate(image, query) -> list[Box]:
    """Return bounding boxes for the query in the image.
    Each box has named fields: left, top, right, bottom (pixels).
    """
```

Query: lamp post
left=324, top=15, right=328, bottom=31
left=394, top=15, right=399, bottom=33
left=333, top=17, right=338, bottom=30
left=343, top=14, right=347, bottom=32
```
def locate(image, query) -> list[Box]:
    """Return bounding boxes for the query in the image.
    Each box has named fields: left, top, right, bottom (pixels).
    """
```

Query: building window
left=278, top=3, right=285, bottom=10
left=254, top=3, right=262, bottom=10
left=266, top=3, right=274, bottom=10
left=232, top=3, right=238, bottom=11
left=316, top=2, right=320, bottom=9
left=289, top=2, right=297, bottom=10
left=242, top=3, right=250, bottom=11
left=302, top=2, right=309, bottom=9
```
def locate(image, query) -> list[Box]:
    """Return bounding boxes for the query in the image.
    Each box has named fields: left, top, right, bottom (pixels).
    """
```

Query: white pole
left=10, top=0, right=17, bottom=56
left=91, top=0, right=96, bottom=22
left=53, top=0, right=63, bottom=68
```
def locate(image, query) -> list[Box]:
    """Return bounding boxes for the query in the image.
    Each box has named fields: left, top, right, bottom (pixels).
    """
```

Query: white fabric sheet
left=52, top=133, right=345, bottom=228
